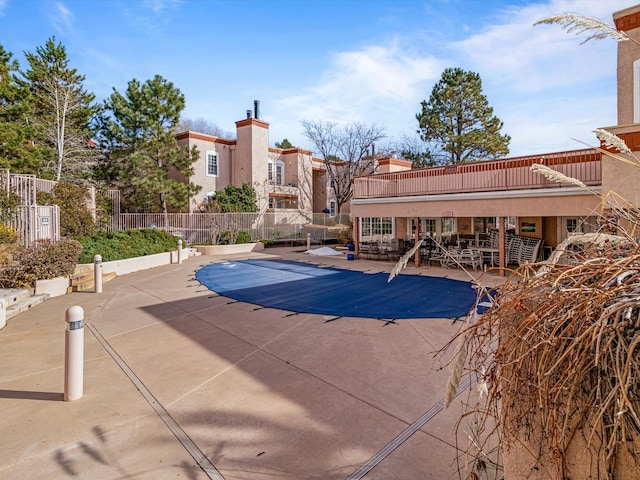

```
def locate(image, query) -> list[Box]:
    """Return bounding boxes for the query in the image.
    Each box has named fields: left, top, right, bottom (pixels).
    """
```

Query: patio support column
left=499, top=217, right=506, bottom=276
left=353, top=217, right=360, bottom=257
left=414, top=217, right=421, bottom=267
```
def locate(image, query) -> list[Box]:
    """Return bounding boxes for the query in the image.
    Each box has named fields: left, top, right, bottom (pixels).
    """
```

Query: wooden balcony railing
left=353, top=149, right=601, bottom=199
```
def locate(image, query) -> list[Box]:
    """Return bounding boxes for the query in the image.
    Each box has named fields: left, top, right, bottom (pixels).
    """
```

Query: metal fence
left=0, top=170, right=61, bottom=245
left=110, top=211, right=350, bottom=245
left=0, top=167, right=351, bottom=247
left=13, top=205, right=60, bottom=245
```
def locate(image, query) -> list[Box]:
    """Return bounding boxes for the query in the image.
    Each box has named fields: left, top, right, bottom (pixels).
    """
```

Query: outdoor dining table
left=477, top=247, right=500, bottom=266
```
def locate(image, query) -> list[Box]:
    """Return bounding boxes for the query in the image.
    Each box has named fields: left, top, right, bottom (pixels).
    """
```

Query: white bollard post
left=307, top=233, right=311, bottom=251
left=64, top=306, right=84, bottom=401
left=0, top=298, right=6, bottom=330
left=94, top=254, right=102, bottom=293
left=177, top=239, right=183, bottom=265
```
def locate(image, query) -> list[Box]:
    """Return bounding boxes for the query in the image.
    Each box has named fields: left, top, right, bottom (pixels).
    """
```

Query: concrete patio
left=0, top=246, right=505, bottom=479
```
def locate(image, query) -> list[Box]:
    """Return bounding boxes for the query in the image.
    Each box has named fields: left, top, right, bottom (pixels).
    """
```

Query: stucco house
left=350, top=4, right=640, bottom=267
left=176, top=102, right=324, bottom=222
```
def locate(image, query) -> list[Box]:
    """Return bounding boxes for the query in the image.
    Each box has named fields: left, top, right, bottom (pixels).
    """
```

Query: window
left=422, top=218, right=436, bottom=234
left=329, top=200, right=336, bottom=217
left=411, top=218, right=436, bottom=236
left=441, top=217, right=457, bottom=234
left=360, top=217, right=394, bottom=242
left=269, top=197, right=285, bottom=209
left=566, top=218, right=579, bottom=233
left=474, top=217, right=497, bottom=233
left=206, top=151, right=218, bottom=177
left=268, top=160, right=284, bottom=185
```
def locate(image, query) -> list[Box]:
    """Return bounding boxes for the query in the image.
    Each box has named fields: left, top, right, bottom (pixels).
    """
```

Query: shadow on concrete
left=131, top=287, right=460, bottom=479
left=0, top=389, right=63, bottom=401
left=53, top=425, right=203, bottom=479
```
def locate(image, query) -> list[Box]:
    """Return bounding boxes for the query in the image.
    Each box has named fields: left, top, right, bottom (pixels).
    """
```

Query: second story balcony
left=353, top=149, right=601, bottom=199
left=268, top=182, right=300, bottom=197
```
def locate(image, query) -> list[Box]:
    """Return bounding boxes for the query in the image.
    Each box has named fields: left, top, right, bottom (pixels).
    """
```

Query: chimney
left=246, top=109, right=252, bottom=119
left=254, top=100, right=260, bottom=120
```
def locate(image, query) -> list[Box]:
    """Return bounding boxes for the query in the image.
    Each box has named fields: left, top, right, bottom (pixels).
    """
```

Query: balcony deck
left=353, top=149, right=601, bottom=199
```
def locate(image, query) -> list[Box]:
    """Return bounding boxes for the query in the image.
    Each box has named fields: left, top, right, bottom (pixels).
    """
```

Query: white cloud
left=271, top=41, right=445, bottom=150
left=270, top=0, right=632, bottom=156
left=0, top=0, right=7, bottom=16
left=184, top=0, right=633, bottom=158
left=51, top=1, right=73, bottom=34
left=143, top=0, right=181, bottom=14
left=451, top=0, right=629, bottom=93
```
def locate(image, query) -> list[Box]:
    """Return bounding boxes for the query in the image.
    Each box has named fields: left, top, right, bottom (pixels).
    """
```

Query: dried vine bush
left=0, top=239, right=82, bottom=288
left=450, top=232, right=640, bottom=478
left=434, top=14, right=640, bottom=479
left=443, top=123, right=640, bottom=479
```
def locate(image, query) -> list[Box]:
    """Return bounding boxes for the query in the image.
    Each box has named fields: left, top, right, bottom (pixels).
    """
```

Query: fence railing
left=353, top=148, right=602, bottom=199
left=110, top=211, right=350, bottom=245
left=13, top=205, right=60, bottom=246
left=0, top=170, right=61, bottom=245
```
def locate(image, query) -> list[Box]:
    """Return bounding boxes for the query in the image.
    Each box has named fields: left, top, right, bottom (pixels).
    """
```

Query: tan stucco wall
left=601, top=128, right=640, bottom=207
left=377, top=157, right=412, bottom=173
left=352, top=190, right=601, bottom=219
left=176, top=132, right=235, bottom=211
left=293, top=151, right=314, bottom=217
left=518, top=216, right=542, bottom=239
left=504, top=413, right=640, bottom=480
left=395, top=217, right=408, bottom=239
left=542, top=216, right=557, bottom=247
left=234, top=119, right=270, bottom=212
left=615, top=4, right=640, bottom=125
left=312, top=169, right=327, bottom=213
left=457, top=217, right=472, bottom=234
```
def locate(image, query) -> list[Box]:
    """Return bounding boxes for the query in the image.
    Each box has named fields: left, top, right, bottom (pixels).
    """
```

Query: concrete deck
left=0, top=246, right=506, bottom=479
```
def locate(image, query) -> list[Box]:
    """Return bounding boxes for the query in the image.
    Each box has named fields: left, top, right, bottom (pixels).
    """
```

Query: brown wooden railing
left=353, top=149, right=601, bottom=199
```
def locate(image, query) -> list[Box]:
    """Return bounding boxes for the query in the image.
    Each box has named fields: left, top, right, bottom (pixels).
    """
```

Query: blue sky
left=0, top=0, right=634, bottom=157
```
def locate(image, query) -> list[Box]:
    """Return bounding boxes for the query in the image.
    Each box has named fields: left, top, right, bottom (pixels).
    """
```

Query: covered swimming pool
left=195, top=259, right=482, bottom=320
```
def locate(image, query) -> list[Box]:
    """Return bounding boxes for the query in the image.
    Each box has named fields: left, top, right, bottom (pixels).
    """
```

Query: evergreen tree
left=21, top=37, right=96, bottom=181
left=275, top=138, right=294, bottom=149
left=97, top=74, right=200, bottom=213
left=203, top=183, right=258, bottom=213
left=416, top=67, right=510, bottom=164
left=0, top=44, right=45, bottom=173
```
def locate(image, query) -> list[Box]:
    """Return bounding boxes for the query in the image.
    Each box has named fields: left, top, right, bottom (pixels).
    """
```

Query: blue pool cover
left=196, top=259, right=480, bottom=319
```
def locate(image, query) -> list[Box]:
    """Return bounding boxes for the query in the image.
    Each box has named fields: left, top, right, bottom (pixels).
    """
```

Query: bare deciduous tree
left=301, top=120, right=386, bottom=215
left=176, top=117, right=231, bottom=138
left=21, top=37, right=96, bottom=182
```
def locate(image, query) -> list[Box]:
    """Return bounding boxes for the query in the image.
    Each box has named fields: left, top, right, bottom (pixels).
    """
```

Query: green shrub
left=0, top=239, right=82, bottom=288
left=0, top=224, right=18, bottom=245
left=76, top=228, right=181, bottom=263
left=235, top=231, right=252, bottom=244
left=37, top=183, right=98, bottom=237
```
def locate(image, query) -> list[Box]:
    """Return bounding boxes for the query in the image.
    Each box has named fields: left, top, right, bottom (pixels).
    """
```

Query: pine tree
left=0, top=44, right=45, bottom=173
left=416, top=67, right=510, bottom=164
left=97, top=74, right=200, bottom=213
left=21, top=37, right=96, bottom=181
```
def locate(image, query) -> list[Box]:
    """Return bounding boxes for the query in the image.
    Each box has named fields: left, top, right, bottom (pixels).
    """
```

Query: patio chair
left=367, top=242, right=386, bottom=260
left=435, top=246, right=461, bottom=269
left=458, top=249, right=482, bottom=271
